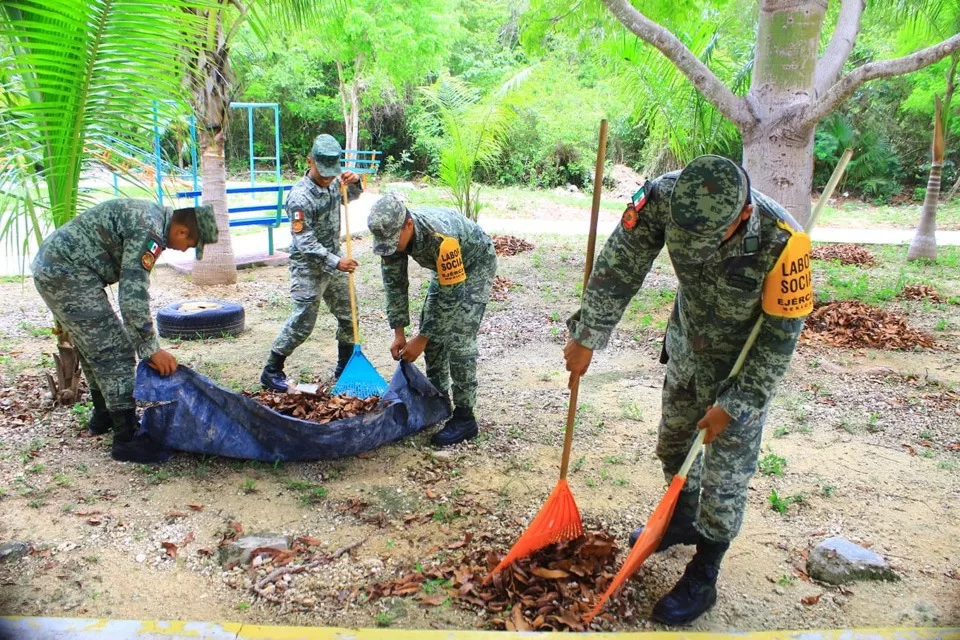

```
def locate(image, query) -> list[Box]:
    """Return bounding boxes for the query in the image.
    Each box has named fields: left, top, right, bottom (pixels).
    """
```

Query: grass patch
left=758, top=453, right=787, bottom=476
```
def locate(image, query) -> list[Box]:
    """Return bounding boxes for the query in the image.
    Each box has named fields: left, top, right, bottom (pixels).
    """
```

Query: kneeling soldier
left=32, top=199, right=218, bottom=463
left=368, top=193, right=497, bottom=446
left=564, top=155, right=812, bottom=624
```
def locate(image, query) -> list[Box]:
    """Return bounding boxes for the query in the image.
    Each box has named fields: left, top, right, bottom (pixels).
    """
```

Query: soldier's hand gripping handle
left=563, top=339, right=593, bottom=390
left=148, top=349, right=178, bottom=377
left=696, top=404, right=733, bottom=444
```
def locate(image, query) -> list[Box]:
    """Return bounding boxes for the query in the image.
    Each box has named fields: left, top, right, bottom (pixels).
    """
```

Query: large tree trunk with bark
left=192, top=135, right=237, bottom=284
left=908, top=96, right=945, bottom=261
left=743, top=132, right=816, bottom=222
left=743, top=0, right=826, bottom=225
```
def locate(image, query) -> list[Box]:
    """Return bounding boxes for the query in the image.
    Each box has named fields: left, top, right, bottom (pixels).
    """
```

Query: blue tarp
left=133, top=361, right=450, bottom=462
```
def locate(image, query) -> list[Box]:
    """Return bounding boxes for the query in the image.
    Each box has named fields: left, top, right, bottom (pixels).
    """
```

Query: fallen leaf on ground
left=187, top=504, right=204, bottom=511
left=801, top=594, right=822, bottom=605
left=161, top=542, right=178, bottom=558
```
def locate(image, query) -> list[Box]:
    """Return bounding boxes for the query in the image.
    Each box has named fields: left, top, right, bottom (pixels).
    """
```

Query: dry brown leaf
left=511, top=606, right=532, bottom=631
left=187, top=504, right=204, bottom=511
left=902, top=444, right=917, bottom=456
left=801, top=593, right=822, bottom=606
left=161, top=541, right=178, bottom=558
left=182, top=531, right=195, bottom=546
left=530, top=567, right=570, bottom=580
left=296, top=536, right=324, bottom=547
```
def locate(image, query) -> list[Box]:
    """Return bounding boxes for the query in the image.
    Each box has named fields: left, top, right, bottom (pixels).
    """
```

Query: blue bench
left=175, top=150, right=380, bottom=255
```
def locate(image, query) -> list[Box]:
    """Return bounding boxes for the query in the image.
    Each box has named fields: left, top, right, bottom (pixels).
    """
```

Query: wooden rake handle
left=559, top=119, right=608, bottom=480
left=340, top=181, right=360, bottom=344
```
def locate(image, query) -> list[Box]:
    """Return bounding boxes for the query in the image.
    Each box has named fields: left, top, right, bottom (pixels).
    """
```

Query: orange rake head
left=483, top=478, right=584, bottom=584
left=582, top=474, right=687, bottom=627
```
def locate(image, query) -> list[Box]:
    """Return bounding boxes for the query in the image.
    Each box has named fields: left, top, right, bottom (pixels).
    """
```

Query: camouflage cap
left=310, top=134, right=342, bottom=178
left=666, top=154, right=750, bottom=262
left=192, top=205, right=218, bottom=260
left=368, top=192, right=408, bottom=256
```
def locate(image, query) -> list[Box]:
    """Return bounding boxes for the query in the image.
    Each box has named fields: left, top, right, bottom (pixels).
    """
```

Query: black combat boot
left=260, top=351, right=288, bottom=392
left=629, top=489, right=700, bottom=550
left=333, top=343, right=354, bottom=379
left=109, top=409, right=169, bottom=464
left=86, top=389, right=112, bottom=435
left=431, top=405, right=478, bottom=447
left=651, top=535, right=729, bottom=625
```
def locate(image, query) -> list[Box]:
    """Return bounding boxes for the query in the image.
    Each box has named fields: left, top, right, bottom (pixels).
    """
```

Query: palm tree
left=0, top=0, right=210, bottom=401
left=182, top=0, right=313, bottom=286
left=908, top=96, right=946, bottom=261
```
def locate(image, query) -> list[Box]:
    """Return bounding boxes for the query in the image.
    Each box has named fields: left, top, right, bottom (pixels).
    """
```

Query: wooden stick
left=560, top=119, right=608, bottom=480
left=340, top=181, right=360, bottom=344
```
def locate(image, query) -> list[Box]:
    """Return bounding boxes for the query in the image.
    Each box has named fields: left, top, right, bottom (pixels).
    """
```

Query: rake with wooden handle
left=484, top=119, right=609, bottom=582
left=331, top=180, right=389, bottom=399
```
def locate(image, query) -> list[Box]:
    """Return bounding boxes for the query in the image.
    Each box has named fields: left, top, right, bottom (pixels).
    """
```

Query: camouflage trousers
left=32, top=268, right=136, bottom=412
left=421, top=273, right=492, bottom=410
left=656, top=362, right=766, bottom=543
left=271, top=259, right=353, bottom=357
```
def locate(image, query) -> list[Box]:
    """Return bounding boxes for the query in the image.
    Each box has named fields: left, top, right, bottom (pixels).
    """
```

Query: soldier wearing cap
left=368, top=193, right=497, bottom=446
left=260, top=134, right=363, bottom=392
left=32, top=199, right=219, bottom=463
left=564, top=155, right=813, bottom=624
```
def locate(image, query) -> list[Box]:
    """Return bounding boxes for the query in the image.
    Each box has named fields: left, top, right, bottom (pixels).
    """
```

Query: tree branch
left=814, top=0, right=865, bottom=97
left=599, top=0, right=753, bottom=128
left=805, top=33, right=960, bottom=129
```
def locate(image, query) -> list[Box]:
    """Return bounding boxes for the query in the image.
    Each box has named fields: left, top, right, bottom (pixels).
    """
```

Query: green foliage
left=814, top=113, right=903, bottom=202
left=759, top=453, right=787, bottom=476
left=0, top=0, right=209, bottom=257
left=417, top=74, right=522, bottom=219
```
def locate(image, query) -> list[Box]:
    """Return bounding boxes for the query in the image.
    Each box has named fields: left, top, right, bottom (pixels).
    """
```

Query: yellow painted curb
left=1, top=618, right=958, bottom=640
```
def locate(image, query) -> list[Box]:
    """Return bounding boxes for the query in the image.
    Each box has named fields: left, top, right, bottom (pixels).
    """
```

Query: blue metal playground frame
left=110, top=101, right=380, bottom=255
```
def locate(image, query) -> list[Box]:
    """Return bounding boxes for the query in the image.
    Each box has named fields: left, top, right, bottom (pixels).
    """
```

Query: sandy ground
left=0, top=232, right=958, bottom=631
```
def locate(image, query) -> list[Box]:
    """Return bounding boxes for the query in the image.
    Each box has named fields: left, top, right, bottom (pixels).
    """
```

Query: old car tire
left=156, top=299, right=245, bottom=340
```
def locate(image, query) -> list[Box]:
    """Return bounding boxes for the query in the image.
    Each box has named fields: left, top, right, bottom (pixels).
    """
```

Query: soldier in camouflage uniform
left=32, top=199, right=218, bottom=463
left=367, top=192, right=497, bottom=446
left=564, top=155, right=812, bottom=624
left=261, top=134, right=363, bottom=392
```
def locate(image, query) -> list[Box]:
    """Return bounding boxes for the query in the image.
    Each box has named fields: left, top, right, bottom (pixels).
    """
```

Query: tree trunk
left=742, top=130, right=816, bottom=224
left=908, top=96, right=945, bottom=262
left=44, top=328, right=82, bottom=406
left=745, top=0, right=827, bottom=226
left=191, top=135, right=237, bottom=285
left=187, top=14, right=237, bottom=286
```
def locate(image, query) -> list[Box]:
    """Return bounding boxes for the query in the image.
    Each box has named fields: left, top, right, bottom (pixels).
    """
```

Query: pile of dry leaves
left=368, top=532, right=628, bottom=631
left=0, top=373, right=57, bottom=427
left=493, top=235, right=535, bottom=257
left=810, top=244, right=876, bottom=266
left=802, top=300, right=935, bottom=350
left=244, top=390, right=379, bottom=423
left=490, top=275, right=515, bottom=302
left=899, top=283, right=946, bottom=303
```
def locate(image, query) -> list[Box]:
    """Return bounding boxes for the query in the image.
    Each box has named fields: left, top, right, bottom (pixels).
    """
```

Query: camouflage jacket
left=568, top=173, right=809, bottom=427
left=32, top=199, right=170, bottom=359
left=286, top=171, right=362, bottom=272
left=380, top=207, right=496, bottom=340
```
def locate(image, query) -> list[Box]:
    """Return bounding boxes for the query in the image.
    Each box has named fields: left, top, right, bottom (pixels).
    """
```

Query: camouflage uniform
left=568, top=156, right=811, bottom=544
left=269, top=136, right=362, bottom=357
left=370, top=195, right=497, bottom=410
left=32, top=199, right=217, bottom=412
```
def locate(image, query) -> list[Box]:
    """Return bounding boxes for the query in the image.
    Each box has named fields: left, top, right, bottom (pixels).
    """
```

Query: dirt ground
left=1, top=227, right=958, bottom=631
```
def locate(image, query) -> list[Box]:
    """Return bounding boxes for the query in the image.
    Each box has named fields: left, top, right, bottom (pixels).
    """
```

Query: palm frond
left=0, top=0, right=213, bottom=248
